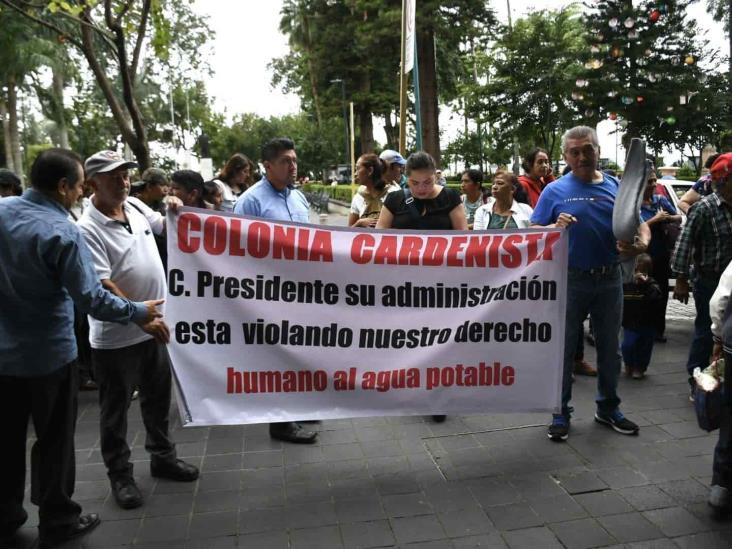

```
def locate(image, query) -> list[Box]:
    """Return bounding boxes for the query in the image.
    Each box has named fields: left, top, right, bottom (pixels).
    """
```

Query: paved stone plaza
left=8, top=214, right=732, bottom=548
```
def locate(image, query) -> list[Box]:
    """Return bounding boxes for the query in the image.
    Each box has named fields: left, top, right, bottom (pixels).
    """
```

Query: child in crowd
left=622, top=254, right=663, bottom=379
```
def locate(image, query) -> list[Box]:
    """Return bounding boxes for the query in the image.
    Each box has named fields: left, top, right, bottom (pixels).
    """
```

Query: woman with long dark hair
left=348, top=153, right=400, bottom=228
left=215, top=153, right=252, bottom=211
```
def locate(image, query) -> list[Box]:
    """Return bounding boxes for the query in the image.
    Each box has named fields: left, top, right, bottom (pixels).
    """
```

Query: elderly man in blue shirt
left=0, top=149, right=164, bottom=548
left=234, top=137, right=318, bottom=443
left=531, top=126, right=650, bottom=443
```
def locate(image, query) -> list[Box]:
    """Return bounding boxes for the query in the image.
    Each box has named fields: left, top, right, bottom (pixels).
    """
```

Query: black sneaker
left=548, top=414, right=570, bottom=441
left=594, top=409, right=639, bottom=435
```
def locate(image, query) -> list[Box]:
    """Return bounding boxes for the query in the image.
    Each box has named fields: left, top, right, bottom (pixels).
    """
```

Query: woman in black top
left=376, top=151, right=468, bottom=231
left=376, top=151, right=467, bottom=423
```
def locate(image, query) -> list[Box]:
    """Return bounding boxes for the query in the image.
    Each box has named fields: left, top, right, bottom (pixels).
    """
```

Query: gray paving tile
left=451, top=533, right=509, bottom=548
left=290, top=525, right=343, bottom=549
left=549, top=517, right=616, bottom=549
left=618, top=485, right=678, bottom=511
left=238, top=507, right=286, bottom=534
left=507, top=473, right=565, bottom=499
left=143, top=492, right=195, bottom=517
left=335, top=497, right=386, bottom=523
left=484, top=503, right=542, bottom=531
left=136, top=514, right=189, bottom=544
left=82, top=517, right=140, bottom=547
left=437, top=507, right=494, bottom=538
left=375, top=473, right=422, bottom=496
left=188, top=510, right=237, bottom=539
left=284, top=501, right=338, bottom=529
left=185, top=536, right=237, bottom=549
left=468, top=479, right=521, bottom=508
left=196, top=470, right=241, bottom=493
left=574, top=490, right=634, bottom=516
left=642, top=506, right=707, bottom=537
left=237, top=530, right=290, bottom=549
left=673, top=530, right=732, bottom=548
left=657, top=478, right=709, bottom=505
left=625, top=539, right=682, bottom=548
left=502, top=526, right=564, bottom=549
left=201, top=453, right=242, bottom=474
left=391, top=515, right=447, bottom=545
left=192, top=490, right=239, bottom=514
left=553, top=471, right=608, bottom=495
left=339, top=519, right=396, bottom=548
left=529, top=494, right=588, bottom=523
left=596, top=466, right=651, bottom=489
left=382, top=492, right=433, bottom=517
left=597, top=513, right=664, bottom=543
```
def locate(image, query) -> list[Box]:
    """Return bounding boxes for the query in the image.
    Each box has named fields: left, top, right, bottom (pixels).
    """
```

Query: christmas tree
left=576, top=0, right=711, bottom=151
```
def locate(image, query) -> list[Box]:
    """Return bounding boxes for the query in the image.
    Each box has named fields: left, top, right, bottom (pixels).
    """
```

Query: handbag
left=693, top=359, right=725, bottom=432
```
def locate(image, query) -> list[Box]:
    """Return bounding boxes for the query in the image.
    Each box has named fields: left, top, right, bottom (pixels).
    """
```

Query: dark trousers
left=621, top=327, right=656, bottom=373
left=685, top=276, right=718, bottom=379
left=713, top=351, right=732, bottom=488
left=0, top=362, right=81, bottom=538
left=92, top=339, right=176, bottom=481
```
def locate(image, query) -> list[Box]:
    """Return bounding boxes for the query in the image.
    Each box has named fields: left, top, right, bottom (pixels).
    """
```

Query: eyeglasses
left=565, top=145, right=598, bottom=158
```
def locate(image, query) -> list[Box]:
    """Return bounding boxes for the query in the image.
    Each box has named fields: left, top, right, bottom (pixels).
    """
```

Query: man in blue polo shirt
left=532, top=126, right=650, bottom=442
left=234, top=138, right=317, bottom=444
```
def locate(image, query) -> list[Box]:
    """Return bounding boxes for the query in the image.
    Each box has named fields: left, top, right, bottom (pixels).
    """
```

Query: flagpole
left=350, top=102, right=356, bottom=194
left=413, top=36, right=423, bottom=151
left=398, top=0, right=408, bottom=156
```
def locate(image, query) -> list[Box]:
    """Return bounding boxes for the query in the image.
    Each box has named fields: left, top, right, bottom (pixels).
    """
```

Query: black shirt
left=383, top=187, right=462, bottom=230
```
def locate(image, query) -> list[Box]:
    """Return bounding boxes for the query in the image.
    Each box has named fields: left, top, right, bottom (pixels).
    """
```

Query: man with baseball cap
left=672, top=152, right=732, bottom=398
left=379, top=149, right=407, bottom=189
left=77, top=150, right=198, bottom=511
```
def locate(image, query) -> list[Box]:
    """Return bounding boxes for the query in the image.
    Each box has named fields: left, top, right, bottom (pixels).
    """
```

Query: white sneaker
left=709, top=485, right=729, bottom=511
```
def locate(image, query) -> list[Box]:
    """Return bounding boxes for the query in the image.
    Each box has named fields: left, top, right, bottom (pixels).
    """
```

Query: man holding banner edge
left=531, top=126, right=650, bottom=442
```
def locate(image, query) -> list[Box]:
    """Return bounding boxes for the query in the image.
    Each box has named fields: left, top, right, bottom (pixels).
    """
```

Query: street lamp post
left=331, top=78, right=349, bottom=179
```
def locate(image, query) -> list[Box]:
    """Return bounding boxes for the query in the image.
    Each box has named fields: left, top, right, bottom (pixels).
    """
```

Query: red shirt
left=518, top=174, right=555, bottom=207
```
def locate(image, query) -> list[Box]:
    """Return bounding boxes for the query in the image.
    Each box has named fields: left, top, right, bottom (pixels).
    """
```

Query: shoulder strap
left=402, top=189, right=423, bottom=226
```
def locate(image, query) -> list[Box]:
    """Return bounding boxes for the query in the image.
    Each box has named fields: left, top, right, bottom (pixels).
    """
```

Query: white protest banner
left=166, top=208, right=567, bottom=426
left=403, top=0, right=416, bottom=73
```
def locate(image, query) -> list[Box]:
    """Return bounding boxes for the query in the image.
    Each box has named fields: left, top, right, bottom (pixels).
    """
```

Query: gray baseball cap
left=85, top=150, right=138, bottom=179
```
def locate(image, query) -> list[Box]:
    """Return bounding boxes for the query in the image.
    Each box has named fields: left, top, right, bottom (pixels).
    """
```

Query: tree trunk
left=417, top=27, right=440, bottom=167
left=383, top=111, right=398, bottom=150
left=300, top=12, right=322, bottom=129
left=358, top=105, right=374, bottom=154
left=6, top=76, right=23, bottom=179
left=51, top=68, right=69, bottom=149
left=0, top=99, right=14, bottom=172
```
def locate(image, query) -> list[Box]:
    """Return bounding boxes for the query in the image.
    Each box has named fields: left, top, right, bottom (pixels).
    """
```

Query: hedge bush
left=303, top=181, right=466, bottom=201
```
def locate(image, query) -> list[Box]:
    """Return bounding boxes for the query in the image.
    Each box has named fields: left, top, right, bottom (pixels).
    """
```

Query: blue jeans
left=685, top=275, right=718, bottom=381
left=622, top=327, right=655, bottom=373
left=561, top=266, right=623, bottom=417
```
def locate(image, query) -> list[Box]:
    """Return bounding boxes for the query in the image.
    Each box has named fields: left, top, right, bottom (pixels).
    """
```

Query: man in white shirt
left=77, top=151, right=199, bottom=511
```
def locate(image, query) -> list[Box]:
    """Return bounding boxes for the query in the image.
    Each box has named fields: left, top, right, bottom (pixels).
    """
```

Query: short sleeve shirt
left=78, top=199, right=167, bottom=349
left=531, top=172, right=619, bottom=270
left=383, top=187, right=462, bottom=230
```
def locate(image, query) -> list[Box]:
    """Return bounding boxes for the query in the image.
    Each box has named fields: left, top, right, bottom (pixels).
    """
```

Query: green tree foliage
left=577, top=0, right=713, bottom=152
left=203, top=112, right=345, bottom=180
left=478, top=7, right=586, bottom=161
left=0, top=0, right=213, bottom=170
left=272, top=0, right=495, bottom=165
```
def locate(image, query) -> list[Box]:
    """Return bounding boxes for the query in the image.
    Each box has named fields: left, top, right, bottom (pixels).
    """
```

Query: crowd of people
left=1, top=126, right=732, bottom=546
